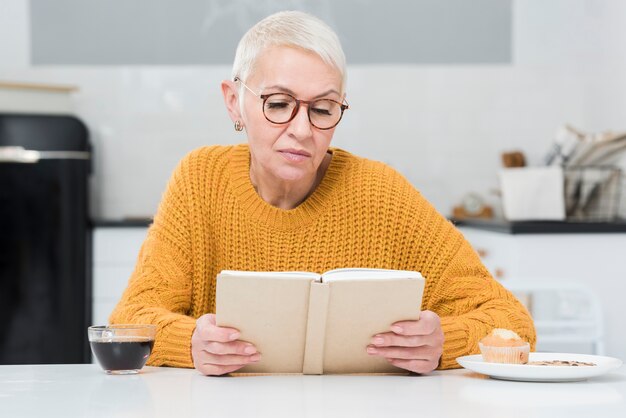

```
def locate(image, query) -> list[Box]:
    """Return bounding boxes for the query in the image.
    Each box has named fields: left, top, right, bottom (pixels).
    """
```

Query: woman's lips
left=278, top=149, right=311, bottom=162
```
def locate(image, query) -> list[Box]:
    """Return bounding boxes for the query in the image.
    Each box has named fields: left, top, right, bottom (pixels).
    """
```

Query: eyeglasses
left=234, top=77, right=349, bottom=130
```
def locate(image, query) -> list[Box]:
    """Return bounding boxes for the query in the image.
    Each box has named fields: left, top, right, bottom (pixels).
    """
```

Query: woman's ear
left=221, top=79, right=243, bottom=123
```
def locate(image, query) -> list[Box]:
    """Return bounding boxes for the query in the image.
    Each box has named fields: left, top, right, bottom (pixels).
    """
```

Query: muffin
left=479, top=328, right=530, bottom=364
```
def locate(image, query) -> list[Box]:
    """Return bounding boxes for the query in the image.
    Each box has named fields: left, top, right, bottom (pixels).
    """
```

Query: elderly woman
left=111, top=11, right=535, bottom=376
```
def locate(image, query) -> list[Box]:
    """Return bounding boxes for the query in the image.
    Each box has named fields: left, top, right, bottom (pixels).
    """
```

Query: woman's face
left=234, top=46, right=344, bottom=183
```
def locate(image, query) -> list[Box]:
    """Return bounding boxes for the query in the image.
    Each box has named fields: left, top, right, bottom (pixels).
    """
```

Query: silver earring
left=234, top=120, right=244, bottom=132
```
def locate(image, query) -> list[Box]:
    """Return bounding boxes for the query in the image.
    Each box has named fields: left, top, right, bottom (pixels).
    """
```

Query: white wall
left=1, top=0, right=626, bottom=219
left=0, top=0, right=30, bottom=68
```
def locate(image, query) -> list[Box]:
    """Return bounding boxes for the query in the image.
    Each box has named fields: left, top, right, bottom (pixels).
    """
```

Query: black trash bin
left=0, top=113, right=92, bottom=364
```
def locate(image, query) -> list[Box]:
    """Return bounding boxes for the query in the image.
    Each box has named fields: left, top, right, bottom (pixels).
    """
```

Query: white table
left=1, top=364, right=625, bottom=417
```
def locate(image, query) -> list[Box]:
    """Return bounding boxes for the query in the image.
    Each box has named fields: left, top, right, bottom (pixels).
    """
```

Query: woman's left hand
left=366, top=310, right=444, bottom=374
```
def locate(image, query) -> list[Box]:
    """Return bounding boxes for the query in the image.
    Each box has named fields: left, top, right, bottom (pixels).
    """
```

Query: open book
left=216, top=268, right=425, bottom=374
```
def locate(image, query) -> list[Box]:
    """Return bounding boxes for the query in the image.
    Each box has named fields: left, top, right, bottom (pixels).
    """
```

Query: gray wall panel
left=31, top=0, right=511, bottom=65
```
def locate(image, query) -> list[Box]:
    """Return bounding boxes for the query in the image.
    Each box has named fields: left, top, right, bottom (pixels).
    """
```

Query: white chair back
left=501, top=279, right=605, bottom=355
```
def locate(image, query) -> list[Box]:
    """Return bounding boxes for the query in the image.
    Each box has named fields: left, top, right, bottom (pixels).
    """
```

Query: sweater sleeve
left=109, top=156, right=197, bottom=368
left=425, top=234, right=537, bottom=369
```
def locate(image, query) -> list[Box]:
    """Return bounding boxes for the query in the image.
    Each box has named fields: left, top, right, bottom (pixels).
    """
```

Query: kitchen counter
left=93, top=218, right=626, bottom=232
left=452, top=218, right=626, bottom=234
left=91, top=218, right=152, bottom=228
left=95, top=218, right=626, bottom=233
left=1, top=364, right=625, bottom=417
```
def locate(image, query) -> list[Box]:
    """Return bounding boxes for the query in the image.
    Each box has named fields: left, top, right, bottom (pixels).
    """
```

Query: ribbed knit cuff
left=439, top=316, right=471, bottom=370
left=148, top=315, right=197, bottom=368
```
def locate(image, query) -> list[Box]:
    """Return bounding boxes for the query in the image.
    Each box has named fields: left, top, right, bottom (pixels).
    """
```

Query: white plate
left=456, top=352, right=622, bottom=382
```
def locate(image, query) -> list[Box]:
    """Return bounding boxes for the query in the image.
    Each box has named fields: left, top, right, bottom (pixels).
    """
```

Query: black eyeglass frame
left=234, top=77, right=349, bottom=130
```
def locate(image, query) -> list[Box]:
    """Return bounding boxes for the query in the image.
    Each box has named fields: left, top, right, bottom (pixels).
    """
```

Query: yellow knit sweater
left=110, top=144, right=535, bottom=370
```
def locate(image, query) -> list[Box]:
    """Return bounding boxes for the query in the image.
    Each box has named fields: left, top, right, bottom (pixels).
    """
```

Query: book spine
left=302, top=282, right=330, bottom=374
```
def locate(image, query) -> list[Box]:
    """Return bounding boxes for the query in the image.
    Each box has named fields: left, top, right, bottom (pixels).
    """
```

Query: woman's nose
left=288, top=103, right=313, bottom=138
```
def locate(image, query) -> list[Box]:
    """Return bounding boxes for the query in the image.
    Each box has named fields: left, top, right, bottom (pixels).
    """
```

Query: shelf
left=0, top=81, right=78, bottom=93
left=452, top=218, right=626, bottom=234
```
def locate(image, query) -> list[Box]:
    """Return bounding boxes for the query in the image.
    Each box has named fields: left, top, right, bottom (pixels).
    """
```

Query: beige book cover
left=216, top=268, right=424, bottom=374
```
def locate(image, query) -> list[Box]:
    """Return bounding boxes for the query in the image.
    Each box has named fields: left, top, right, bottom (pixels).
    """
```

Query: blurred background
left=1, top=0, right=625, bottom=364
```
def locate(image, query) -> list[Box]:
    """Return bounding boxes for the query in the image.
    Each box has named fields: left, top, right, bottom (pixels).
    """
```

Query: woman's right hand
left=191, top=313, right=260, bottom=375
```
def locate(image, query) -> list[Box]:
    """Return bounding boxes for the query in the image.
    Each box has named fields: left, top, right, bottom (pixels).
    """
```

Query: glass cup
left=88, top=324, right=156, bottom=375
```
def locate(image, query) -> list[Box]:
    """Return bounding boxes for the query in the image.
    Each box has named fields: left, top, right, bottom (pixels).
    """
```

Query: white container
left=499, top=167, right=566, bottom=221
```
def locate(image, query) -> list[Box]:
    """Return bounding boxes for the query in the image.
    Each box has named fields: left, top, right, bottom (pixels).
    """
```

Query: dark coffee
left=90, top=338, right=154, bottom=371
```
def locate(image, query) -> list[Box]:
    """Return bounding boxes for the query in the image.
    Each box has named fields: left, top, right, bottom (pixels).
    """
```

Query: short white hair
left=231, top=11, right=347, bottom=93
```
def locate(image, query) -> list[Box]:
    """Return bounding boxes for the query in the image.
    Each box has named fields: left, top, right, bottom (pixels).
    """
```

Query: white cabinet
left=458, top=226, right=626, bottom=357
left=92, top=227, right=148, bottom=327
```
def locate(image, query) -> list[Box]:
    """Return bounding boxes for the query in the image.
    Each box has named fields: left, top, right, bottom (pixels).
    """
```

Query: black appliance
left=0, top=113, right=92, bottom=364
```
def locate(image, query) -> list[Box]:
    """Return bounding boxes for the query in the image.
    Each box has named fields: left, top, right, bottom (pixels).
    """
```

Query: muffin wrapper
left=479, top=342, right=530, bottom=364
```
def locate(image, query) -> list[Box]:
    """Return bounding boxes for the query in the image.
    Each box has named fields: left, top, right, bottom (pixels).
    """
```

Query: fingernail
left=373, top=337, right=384, bottom=345
left=366, top=347, right=378, bottom=354
left=228, top=333, right=239, bottom=341
left=244, top=345, right=256, bottom=354
left=250, top=354, right=261, bottom=362
left=391, top=326, right=403, bottom=334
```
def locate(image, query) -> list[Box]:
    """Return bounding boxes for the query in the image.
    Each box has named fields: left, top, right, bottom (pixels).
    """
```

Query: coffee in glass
left=88, top=325, right=156, bottom=374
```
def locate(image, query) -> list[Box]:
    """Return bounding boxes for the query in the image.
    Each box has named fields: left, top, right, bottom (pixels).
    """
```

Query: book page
left=321, top=268, right=422, bottom=283
left=219, top=270, right=320, bottom=280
